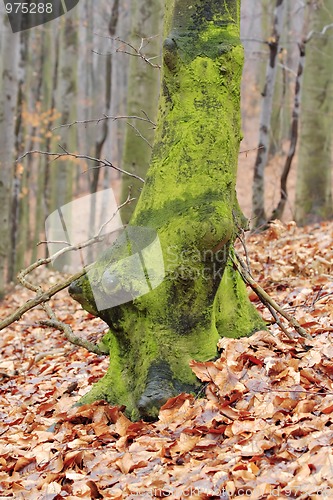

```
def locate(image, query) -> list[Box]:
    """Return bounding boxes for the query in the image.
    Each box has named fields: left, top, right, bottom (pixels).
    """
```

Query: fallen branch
left=0, top=268, right=86, bottom=331
left=0, top=194, right=134, bottom=355
left=232, top=251, right=312, bottom=340
left=40, top=304, right=108, bottom=356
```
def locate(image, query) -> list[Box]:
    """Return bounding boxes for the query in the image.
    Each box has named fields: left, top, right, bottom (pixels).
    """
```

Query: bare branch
left=115, top=35, right=162, bottom=69
left=17, top=148, right=145, bottom=183
left=239, top=145, right=264, bottom=156
left=305, top=22, right=333, bottom=43
left=126, top=122, right=153, bottom=149
left=40, top=303, right=108, bottom=356
left=51, top=113, right=156, bottom=132
left=0, top=268, right=87, bottom=331
left=91, top=34, right=161, bottom=69
left=0, top=194, right=135, bottom=344
left=232, top=252, right=312, bottom=340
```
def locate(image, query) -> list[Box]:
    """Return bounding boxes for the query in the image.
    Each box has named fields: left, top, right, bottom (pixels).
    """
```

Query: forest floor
left=0, top=218, right=333, bottom=499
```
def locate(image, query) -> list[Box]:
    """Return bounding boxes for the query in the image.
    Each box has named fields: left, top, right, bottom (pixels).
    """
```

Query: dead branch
left=17, top=147, right=145, bottom=183
left=0, top=194, right=134, bottom=354
left=235, top=229, right=293, bottom=339
left=90, top=34, right=161, bottom=69
left=40, top=303, right=108, bottom=356
left=0, top=268, right=86, bottom=331
left=52, top=113, right=156, bottom=132
left=126, top=121, right=153, bottom=149
left=113, top=35, right=161, bottom=69
left=232, top=251, right=312, bottom=340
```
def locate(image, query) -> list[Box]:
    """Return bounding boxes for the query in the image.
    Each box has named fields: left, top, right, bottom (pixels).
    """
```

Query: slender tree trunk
left=0, top=17, right=20, bottom=294
left=31, top=29, right=49, bottom=263
left=87, top=0, right=120, bottom=263
left=9, top=30, right=29, bottom=281
left=270, top=5, right=308, bottom=220
left=251, top=0, right=285, bottom=228
left=295, top=2, right=333, bottom=225
left=120, top=0, right=162, bottom=223
left=69, top=0, right=265, bottom=421
left=51, top=14, right=77, bottom=212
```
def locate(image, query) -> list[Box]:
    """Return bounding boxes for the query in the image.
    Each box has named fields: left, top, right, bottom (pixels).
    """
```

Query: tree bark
left=0, top=16, right=20, bottom=295
left=270, top=39, right=306, bottom=221
left=120, top=0, right=162, bottom=223
left=251, top=0, right=284, bottom=228
left=69, top=0, right=265, bottom=421
left=295, top=3, right=333, bottom=226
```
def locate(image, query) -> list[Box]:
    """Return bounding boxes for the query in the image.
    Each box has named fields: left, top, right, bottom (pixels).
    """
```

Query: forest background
left=0, top=0, right=332, bottom=298
left=1, top=0, right=333, bottom=496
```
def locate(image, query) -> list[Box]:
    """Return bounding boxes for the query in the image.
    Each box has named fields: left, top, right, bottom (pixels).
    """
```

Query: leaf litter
left=0, top=220, right=332, bottom=499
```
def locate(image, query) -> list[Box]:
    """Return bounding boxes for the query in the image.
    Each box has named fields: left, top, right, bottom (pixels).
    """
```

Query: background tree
left=251, top=0, right=285, bottom=228
left=0, top=15, right=20, bottom=296
left=120, top=0, right=162, bottom=224
left=69, top=0, right=264, bottom=421
left=295, top=0, right=333, bottom=225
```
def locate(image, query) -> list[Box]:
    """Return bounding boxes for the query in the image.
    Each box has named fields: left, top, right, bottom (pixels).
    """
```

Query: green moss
left=69, top=0, right=264, bottom=420
left=214, top=257, right=266, bottom=338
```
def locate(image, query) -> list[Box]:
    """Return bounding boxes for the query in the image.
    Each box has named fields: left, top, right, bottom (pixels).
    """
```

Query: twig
left=52, top=113, right=156, bottom=131
left=232, top=252, right=312, bottom=340
left=0, top=194, right=134, bottom=344
left=236, top=232, right=294, bottom=339
left=114, top=35, right=162, bottom=69
left=264, top=303, right=295, bottom=340
left=90, top=34, right=161, bottom=69
left=33, top=349, right=66, bottom=363
left=40, top=303, right=108, bottom=356
left=15, top=242, right=107, bottom=355
left=126, top=121, right=153, bottom=149
left=239, top=145, right=264, bottom=156
left=17, top=148, right=145, bottom=183
left=236, top=229, right=252, bottom=276
left=0, top=268, right=87, bottom=331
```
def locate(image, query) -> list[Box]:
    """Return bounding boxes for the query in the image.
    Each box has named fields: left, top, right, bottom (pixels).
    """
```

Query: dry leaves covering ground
left=0, top=220, right=333, bottom=499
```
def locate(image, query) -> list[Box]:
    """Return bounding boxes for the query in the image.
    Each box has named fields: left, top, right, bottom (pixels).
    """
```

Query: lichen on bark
left=69, top=0, right=265, bottom=421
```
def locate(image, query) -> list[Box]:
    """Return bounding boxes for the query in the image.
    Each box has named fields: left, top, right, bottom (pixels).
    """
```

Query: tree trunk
left=0, top=16, right=20, bottom=295
left=50, top=13, right=78, bottom=214
left=120, top=0, right=162, bottom=223
left=69, top=0, right=265, bottom=421
left=251, top=0, right=284, bottom=228
left=270, top=8, right=309, bottom=222
left=295, top=2, right=333, bottom=226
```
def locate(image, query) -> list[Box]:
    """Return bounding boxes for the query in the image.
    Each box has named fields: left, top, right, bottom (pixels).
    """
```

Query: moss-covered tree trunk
left=69, top=0, right=264, bottom=421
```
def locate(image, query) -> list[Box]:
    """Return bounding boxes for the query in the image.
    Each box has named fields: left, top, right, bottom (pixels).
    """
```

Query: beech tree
left=251, top=0, right=285, bottom=228
left=120, top=0, right=162, bottom=223
left=295, top=0, right=333, bottom=225
left=69, top=0, right=264, bottom=420
left=0, top=15, right=20, bottom=296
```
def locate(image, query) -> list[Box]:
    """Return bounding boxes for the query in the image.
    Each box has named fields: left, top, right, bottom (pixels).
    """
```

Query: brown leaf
left=87, top=479, right=104, bottom=499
